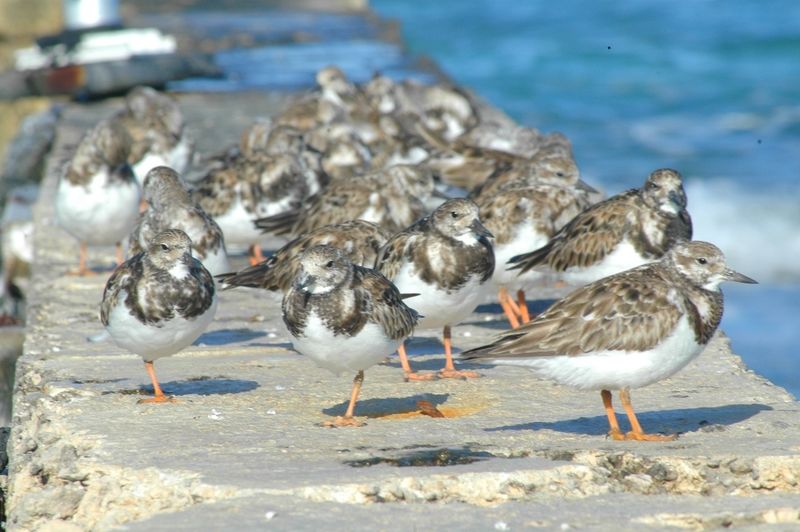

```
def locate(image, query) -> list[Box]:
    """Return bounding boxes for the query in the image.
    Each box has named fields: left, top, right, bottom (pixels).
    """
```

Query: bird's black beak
left=724, top=268, right=758, bottom=284
left=296, top=273, right=317, bottom=291
left=471, top=218, right=494, bottom=239
left=576, top=179, right=599, bottom=194
left=669, top=188, right=687, bottom=210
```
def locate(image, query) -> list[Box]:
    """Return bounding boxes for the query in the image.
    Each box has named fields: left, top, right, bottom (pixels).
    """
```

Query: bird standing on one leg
left=282, top=245, right=419, bottom=427
left=100, top=229, right=217, bottom=403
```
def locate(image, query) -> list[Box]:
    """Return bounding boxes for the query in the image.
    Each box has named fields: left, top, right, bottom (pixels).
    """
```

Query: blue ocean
left=373, top=0, right=800, bottom=396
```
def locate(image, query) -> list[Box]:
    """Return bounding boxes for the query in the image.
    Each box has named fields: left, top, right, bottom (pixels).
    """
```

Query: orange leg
left=249, top=244, right=265, bottom=266
left=619, top=388, right=676, bottom=441
left=324, top=370, right=366, bottom=427
left=138, top=360, right=176, bottom=404
left=439, top=325, right=481, bottom=379
left=68, top=242, right=98, bottom=276
left=115, top=242, right=125, bottom=266
left=397, top=342, right=437, bottom=381
left=602, top=389, right=625, bottom=441
left=498, top=287, right=520, bottom=329
left=517, top=289, right=531, bottom=323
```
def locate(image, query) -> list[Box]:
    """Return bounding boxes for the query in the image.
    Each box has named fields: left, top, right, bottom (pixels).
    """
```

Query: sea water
left=373, top=0, right=800, bottom=396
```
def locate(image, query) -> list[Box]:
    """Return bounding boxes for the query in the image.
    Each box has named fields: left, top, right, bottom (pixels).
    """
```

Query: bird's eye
left=450, top=211, right=459, bottom=218
left=556, top=172, right=565, bottom=177
left=160, top=243, right=169, bottom=251
left=697, top=257, right=707, bottom=265
left=648, top=182, right=660, bottom=189
left=325, top=260, right=334, bottom=268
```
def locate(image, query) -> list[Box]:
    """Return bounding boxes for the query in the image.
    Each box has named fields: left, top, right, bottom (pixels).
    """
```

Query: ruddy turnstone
left=282, top=245, right=419, bottom=427
left=376, top=198, right=494, bottom=380
left=218, top=220, right=389, bottom=293
left=112, top=86, right=194, bottom=184
left=130, top=166, right=230, bottom=276
left=255, top=164, right=434, bottom=238
left=276, top=66, right=368, bottom=131
left=55, top=118, right=141, bottom=275
left=509, top=168, right=692, bottom=285
left=462, top=240, right=757, bottom=441
left=478, top=181, right=594, bottom=327
left=470, top=152, right=584, bottom=202
left=193, top=147, right=310, bottom=264
left=100, top=229, right=218, bottom=403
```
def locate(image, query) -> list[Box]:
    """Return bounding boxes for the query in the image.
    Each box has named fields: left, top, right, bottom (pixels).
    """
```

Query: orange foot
left=608, top=429, right=676, bottom=441
left=137, top=395, right=177, bottom=404
left=404, top=371, right=439, bottom=382
left=625, top=431, right=677, bottom=442
left=323, top=416, right=365, bottom=428
left=67, top=268, right=98, bottom=277
left=438, top=368, right=481, bottom=379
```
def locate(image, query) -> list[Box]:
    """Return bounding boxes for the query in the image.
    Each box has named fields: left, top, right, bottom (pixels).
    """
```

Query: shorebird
left=112, top=86, right=193, bottom=184
left=478, top=181, right=594, bottom=327
left=217, top=220, right=389, bottom=293
left=376, top=198, right=494, bottom=380
left=55, top=119, right=141, bottom=275
left=130, top=166, right=229, bottom=276
left=462, top=241, right=757, bottom=441
left=100, top=229, right=217, bottom=404
left=508, top=168, right=693, bottom=285
left=254, top=165, right=434, bottom=239
left=282, top=245, right=419, bottom=426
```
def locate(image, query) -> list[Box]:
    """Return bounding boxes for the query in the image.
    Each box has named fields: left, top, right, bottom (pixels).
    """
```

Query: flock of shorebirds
left=55, top=67, right=756, bottom=442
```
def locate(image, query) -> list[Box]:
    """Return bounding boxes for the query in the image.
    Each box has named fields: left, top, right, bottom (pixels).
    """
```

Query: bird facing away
left=100, top=229, right=218, bottom=403
left=112, top=86, right=194, bottom=184
left=282, top=245, right=419, bottom=427
left=376, top=198, right=495, bottom=381
left=55, top=118, right=141, bottom=275
left=130, top=166, right=230, bottom=276
left=217, top=220, right=389, bottom=293
left=462, top=240, right=757, bottom=441
left=508, top=168, right=693, bottom=285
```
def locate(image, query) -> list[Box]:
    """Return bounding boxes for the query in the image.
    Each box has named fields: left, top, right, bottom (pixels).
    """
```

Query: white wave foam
left=685, top=179, right=800, bottom=284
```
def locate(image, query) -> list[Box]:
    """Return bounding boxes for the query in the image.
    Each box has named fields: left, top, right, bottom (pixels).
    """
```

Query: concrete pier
left=3, top=1, right=800, bottom=529
left=4, top=92, right=800, bottom=530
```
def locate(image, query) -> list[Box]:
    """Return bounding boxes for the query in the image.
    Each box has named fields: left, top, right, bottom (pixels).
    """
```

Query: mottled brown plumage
left=256, top=165, right=434, bottom=238
left=509, top=168, right=692, bottom=276
left=462, top=241, right=756, bottom=441
left=129, top=167, right=228, bottom=274
left=283, top=246, right=418, bottom=340
left=376, top=199, right=494, bottom=292
left=218, top=220, right=389, bottom=292
left=478, top=183, right=594, bottom=245
left=63, top=119, right=133, bottom=187
left=101, top=229, right=216, bottom=327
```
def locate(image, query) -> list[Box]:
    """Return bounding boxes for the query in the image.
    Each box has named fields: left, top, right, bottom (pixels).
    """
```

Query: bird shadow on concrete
left=142, top=376, right=259, bottom=397
left=196, top=328, right=267, bottom=346
left=247, top=341, right=295, bottom=350
left=485, top=403, right=772, bottom=437
left=323, top=393, right=450, bottom=418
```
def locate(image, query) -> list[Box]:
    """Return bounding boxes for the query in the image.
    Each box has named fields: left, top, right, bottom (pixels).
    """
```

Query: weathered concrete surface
left=7, top=94, right=800, bottom=530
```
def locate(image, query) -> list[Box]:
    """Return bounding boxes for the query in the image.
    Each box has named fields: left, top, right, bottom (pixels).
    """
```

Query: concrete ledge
left=7, top=94, right=800, bottom=530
